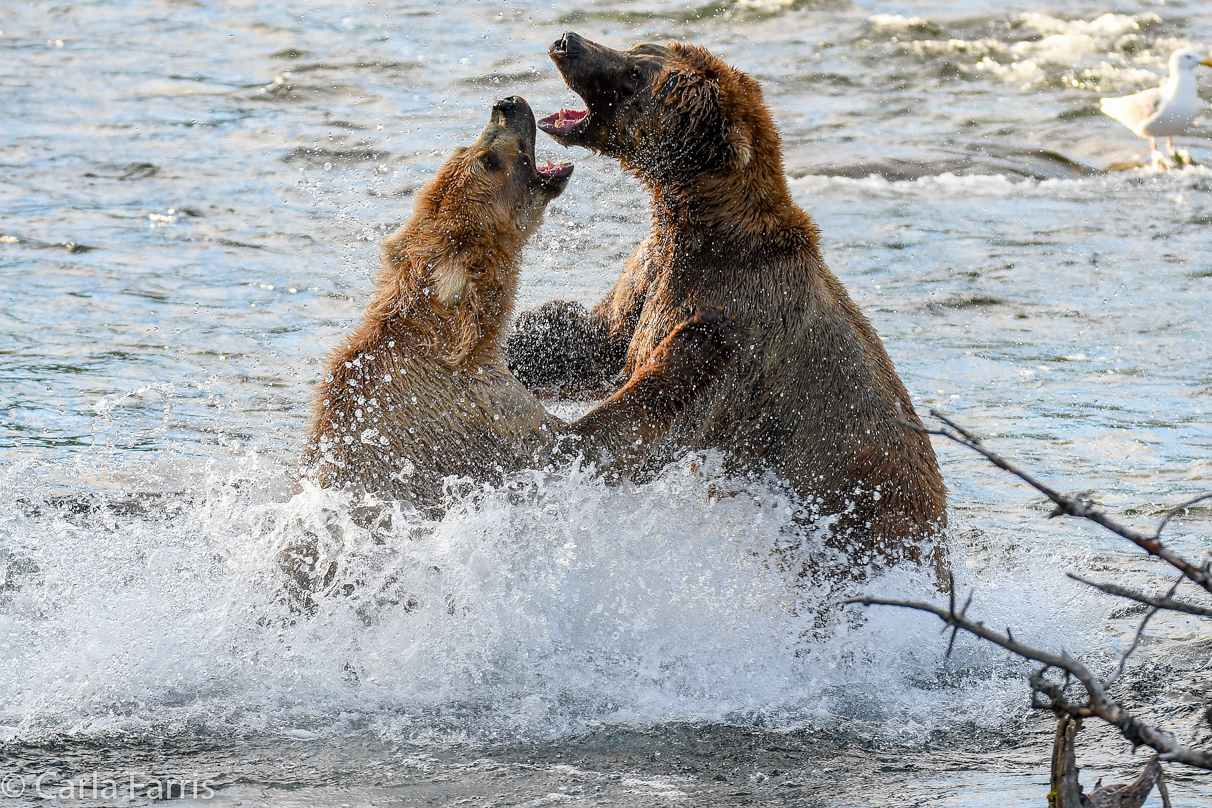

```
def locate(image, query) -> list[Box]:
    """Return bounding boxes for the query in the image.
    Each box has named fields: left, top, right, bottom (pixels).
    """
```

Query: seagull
left=1099, top=48, right=1212, bottom=169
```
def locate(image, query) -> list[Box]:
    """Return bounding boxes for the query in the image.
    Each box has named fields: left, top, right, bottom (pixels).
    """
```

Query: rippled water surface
left=2, top=1, right=1211, bottom=805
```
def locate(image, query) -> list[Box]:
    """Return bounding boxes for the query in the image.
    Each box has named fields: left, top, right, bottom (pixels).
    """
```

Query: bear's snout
left=491, top=95, right=534, bottom=130
left=492, top=96, right=524, bottom=114
left=550, top=32, right=584, bottom=59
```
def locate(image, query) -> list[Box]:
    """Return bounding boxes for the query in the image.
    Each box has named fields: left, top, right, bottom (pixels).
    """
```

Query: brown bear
left=505, top=35, right=946, bottom=569
left=301, top=96, right=737, bottom=509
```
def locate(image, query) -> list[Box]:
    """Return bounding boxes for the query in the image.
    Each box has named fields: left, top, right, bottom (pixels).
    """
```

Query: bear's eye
left=623, top=65, right=642, bottom=92
left=480, top=152, right=501, bottom=171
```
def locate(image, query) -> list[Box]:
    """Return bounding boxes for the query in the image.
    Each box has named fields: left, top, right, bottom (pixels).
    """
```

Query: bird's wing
left=1100, top=87, right=1163, bottom=130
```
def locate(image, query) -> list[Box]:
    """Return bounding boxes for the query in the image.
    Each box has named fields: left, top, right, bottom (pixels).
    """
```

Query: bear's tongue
left=537, top=160, right=574, bottom=180
left=537, top=108, right=587, bottom=137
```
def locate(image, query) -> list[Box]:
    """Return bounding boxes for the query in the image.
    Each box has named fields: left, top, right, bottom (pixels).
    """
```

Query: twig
left=1106, top=572, right=1185, bottom=687
left=1154, top=492, right=1212, bottom=540
left=842, top=593, right=1212, bottom=769
left=1067, top=575, right=1212, bottom=620
left=863, top=412, right=1212, bottom=781
left=1159, top=770, right=1173, bottom=808
left=911, top=410, right=1212, bottom=595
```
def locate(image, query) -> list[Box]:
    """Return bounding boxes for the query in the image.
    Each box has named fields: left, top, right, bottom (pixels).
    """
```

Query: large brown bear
left=301, top=96, right=736, bottom=509
left=505, top=36, right=946, bottom=567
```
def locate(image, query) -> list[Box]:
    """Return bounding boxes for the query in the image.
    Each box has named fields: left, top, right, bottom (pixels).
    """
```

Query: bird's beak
left=1202, top=60, right=1212, bottom=67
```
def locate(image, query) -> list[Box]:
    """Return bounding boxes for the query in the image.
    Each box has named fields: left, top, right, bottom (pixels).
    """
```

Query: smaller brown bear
left=301, top=97, right=736, bottom=509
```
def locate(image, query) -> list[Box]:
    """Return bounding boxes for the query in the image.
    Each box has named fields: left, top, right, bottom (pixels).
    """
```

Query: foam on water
left=871, top=10, right=1201, bottom=91
left=0, top=442, right=1110, bottom=750
left=792, top=162, right=1212, bottom=194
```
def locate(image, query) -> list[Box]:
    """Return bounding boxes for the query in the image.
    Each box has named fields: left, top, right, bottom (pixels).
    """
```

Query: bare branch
left=909, top=410, right=1212, bottom=595
left=1031, top=667, right=1089, bottom=718
left=1085, top=754, right=1167, bottom=808
left=843, top=594, right=1212, bottom=769
left=1067, top=575, right=1212, bottom=620
left=1154, top=492, right=1212, bottom=540
left=1109, top=602, right=1159, bottom=687
left=1106, top=573, right=1185, bottom=687
left=1158, top=771, right=1173, bottom=808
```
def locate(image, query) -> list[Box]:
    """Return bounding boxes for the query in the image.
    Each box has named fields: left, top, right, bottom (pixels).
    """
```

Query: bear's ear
left=477, top=150, right=502, bottom=172
left=655, top=70, right=718, bottom=122
left=724, top=118, right=753, bottom=170
left=656, top=70, right=752, bottom=170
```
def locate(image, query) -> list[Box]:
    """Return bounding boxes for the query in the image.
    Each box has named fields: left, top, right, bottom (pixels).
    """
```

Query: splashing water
left=1, top=0, right=1211, bottom=804
left=1, top=449, right=1090, bottom=745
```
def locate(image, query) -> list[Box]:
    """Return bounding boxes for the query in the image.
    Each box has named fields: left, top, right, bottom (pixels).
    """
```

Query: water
left=1, top=1, right=1211, bottom=804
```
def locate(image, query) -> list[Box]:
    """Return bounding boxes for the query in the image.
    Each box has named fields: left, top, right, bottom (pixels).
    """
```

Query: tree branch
left=843, top=593, right=1212, bottom=769
left=911, top=410, right=1212, bottom=595
left=1105, top=572, right=1185, bottom=687
left=1068, top=574, right=1212, bottom=620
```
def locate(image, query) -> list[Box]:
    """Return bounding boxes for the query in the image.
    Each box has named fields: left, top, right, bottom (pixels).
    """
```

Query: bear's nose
left=494, top=96, right=521, bottom=113
left=492, top=96, right=532, bottom=124
left=551, top=32, right=583, bottom=58
left=489, top=96, right=536, bottom=145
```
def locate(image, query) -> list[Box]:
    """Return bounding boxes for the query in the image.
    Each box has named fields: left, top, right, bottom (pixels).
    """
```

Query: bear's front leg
left=504, top=299, right=627, bottom=398
left=568, top=307, right=739, bottom=473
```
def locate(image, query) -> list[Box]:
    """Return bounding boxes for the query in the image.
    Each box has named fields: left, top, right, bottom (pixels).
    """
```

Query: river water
left=1, top=1, right=1210, bottom=805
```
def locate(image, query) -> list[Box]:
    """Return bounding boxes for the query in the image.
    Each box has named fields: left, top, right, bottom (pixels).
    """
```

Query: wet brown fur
left=508, top=38, right=947, bottom=567
left=303, top=99, right=737, bottom=508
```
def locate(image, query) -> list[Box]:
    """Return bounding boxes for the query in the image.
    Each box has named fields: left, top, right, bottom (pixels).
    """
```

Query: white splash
left=0, top=447, right=1109, bottom=747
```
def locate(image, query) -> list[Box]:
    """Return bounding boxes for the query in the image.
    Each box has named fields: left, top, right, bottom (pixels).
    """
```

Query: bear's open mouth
left=536, top=159, right=574, bottom=192
left=537, top=108, right=588, bottom=140
left=537, top=159, right=574, bottom=181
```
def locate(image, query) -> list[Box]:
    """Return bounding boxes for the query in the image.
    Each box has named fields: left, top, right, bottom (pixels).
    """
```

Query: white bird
left=1100, top=48, right=1212, bottom=168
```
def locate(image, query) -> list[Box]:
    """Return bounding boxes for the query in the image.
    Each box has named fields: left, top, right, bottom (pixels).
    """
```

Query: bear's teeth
left=555, top=109, right=586, bottom=129
left=538, top=109, right=587, bottom=136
